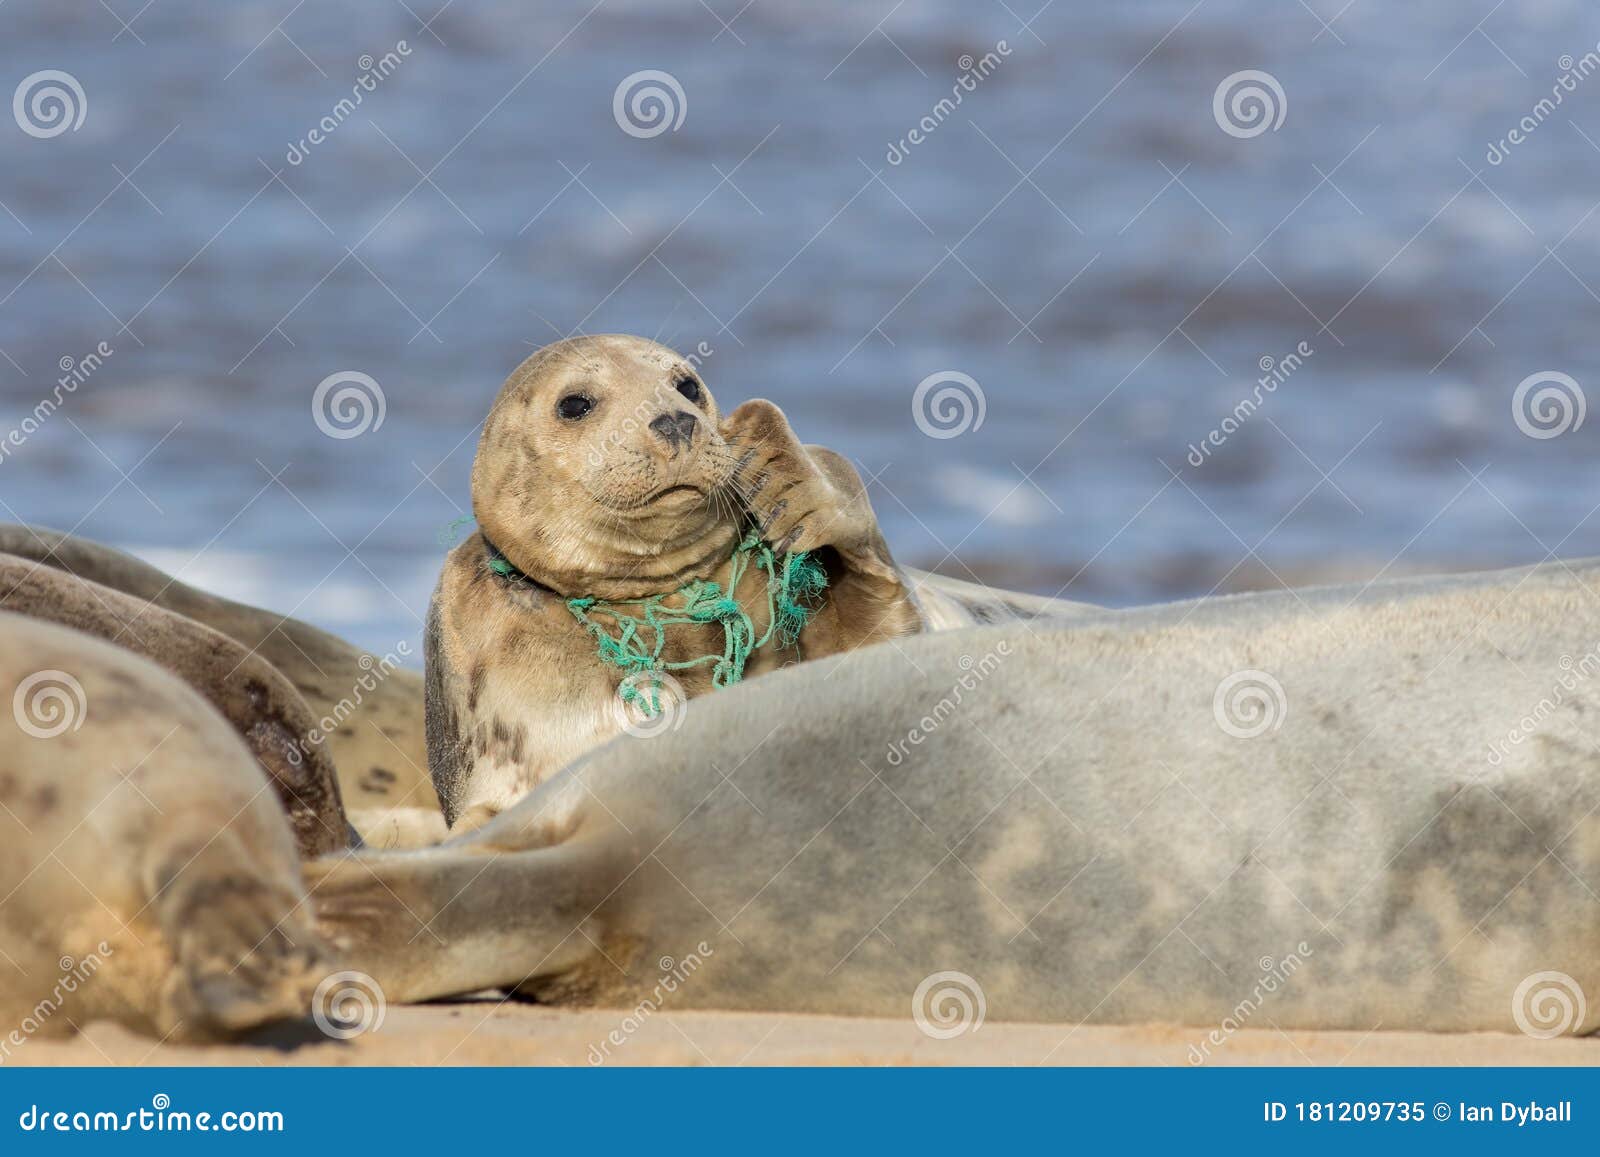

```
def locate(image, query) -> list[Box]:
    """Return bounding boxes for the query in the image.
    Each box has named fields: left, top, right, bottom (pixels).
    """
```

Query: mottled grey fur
left=312, top=555, right=1600, bottom=1033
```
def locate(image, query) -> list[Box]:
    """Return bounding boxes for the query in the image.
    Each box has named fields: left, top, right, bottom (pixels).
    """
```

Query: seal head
left=471, top=335, right=742, bottom=600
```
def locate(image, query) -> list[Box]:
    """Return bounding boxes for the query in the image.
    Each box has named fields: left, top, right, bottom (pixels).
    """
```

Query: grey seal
left=312, top=554, right=1600, bottom=1034
left=0, top=611, right=331, bottom=1041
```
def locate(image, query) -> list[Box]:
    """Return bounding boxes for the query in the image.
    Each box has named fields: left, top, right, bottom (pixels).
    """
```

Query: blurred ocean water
left=2, top=0, right=1600, bottom=656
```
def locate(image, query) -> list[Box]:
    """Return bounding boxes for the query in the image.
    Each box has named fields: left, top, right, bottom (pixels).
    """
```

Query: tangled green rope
left=522, top=528, right=828, bottom=717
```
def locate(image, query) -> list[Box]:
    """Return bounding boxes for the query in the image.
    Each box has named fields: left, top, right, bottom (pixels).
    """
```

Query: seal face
left=429, top=335, right=927, bottom=831
left=471, top=334, right=744, bottom=602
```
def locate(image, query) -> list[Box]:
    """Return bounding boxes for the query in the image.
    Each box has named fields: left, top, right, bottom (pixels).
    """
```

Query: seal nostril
left=649, top=411, right=698, bottom=450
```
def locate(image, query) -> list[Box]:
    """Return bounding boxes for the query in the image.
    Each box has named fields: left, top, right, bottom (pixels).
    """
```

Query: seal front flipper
left=722, top=398, right=922, bottom=646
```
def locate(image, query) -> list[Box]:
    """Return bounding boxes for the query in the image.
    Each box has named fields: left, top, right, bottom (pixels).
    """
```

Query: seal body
left=321, top=555, right=1600, bottom=1033
left=0, top=553, right=352, bottom=856
left=0, top=612, right=332, bottom=1041
left=429, top=336, right=926, bottom=830
left=0, top=523, right=442, bottom=848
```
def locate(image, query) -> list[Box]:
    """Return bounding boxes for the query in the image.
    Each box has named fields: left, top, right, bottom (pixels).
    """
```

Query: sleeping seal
left=0, top=553, right=352, bottom=856
left=0, top=523, right=442, bottom=848
left=0, top=612, right=332, bottom=1041
left=314, top=554, right=1600, bottom=1035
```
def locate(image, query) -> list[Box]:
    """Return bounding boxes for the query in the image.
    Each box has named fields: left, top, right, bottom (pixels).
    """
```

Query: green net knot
left=565, top=528, right=828, bottom=714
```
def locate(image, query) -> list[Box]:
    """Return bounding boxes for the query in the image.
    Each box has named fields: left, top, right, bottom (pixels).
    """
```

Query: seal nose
left=648, top=411, right=698, bottom=453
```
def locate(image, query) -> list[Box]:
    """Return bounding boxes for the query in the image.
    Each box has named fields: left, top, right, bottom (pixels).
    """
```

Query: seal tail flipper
left=304, top=839, right=609, bottom=1005
left=146, top=830, right=333, bottom=1040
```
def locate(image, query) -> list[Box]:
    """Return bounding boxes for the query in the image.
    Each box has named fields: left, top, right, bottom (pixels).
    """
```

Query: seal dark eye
left=557, top=394, right=593, bottom=421
left=674, top=377, right=701, bottom=404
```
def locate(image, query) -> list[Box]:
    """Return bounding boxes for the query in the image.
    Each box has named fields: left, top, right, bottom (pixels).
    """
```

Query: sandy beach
left=11, top=1007, right=1599, bottom=1068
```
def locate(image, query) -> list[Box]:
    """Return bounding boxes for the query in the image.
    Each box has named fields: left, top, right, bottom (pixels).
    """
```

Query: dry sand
left=10, top=1005, right=1600, bottom=1067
